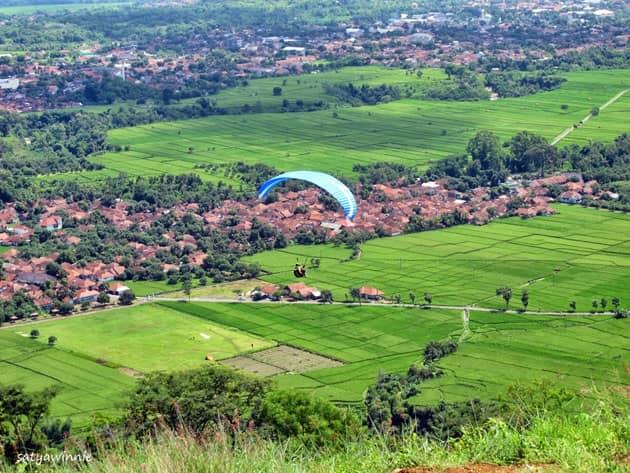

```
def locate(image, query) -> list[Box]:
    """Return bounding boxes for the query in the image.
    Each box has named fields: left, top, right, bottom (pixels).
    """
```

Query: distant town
left=0, top=0, right=626, bottom=111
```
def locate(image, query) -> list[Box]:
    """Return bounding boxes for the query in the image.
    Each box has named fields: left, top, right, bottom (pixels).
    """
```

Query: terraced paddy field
left=206, top=65, right=436, bottom=109
left=157, top=302, right=629, bottom=404
left=158, top=301, right=463, bottom=402
left=2, top=299, right=627, bottom=424
left=418, top=311, right=629, bottom=404
left=244, top=205, right=630, bottom=312
left=0, top=330, right=134, bottom=429
left=57, top=68, right=628, bottom=180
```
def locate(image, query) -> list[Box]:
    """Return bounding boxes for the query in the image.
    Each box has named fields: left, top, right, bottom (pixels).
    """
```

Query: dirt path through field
left=551, top=88, right=628, bottom=145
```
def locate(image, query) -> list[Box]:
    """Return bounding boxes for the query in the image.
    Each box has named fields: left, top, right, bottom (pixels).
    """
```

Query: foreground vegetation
left=1, top=368, right=627, bottom=473
left=43, top=399, right=629, bottom=473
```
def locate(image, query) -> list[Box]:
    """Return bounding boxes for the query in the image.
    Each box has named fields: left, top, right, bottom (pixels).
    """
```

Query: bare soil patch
left=118, top=367, right=144, bottom=378
left=220, top=356, right=286, bottom=376
left=220, top=345, right=342, bottom=376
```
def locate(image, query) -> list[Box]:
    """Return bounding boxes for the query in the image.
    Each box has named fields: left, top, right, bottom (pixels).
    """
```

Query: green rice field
left=244, top=205, right=630, bottom=312
left=56, top=68, right=628, bottom=180
left=158, top=302, right=629, bottom=404
left=6, top=304, right=273, bottom=373
left=2, top=298, right=627, bottom=423
left=0, top=245, right=9, bottom=254
left=0, top=330, right=134, bottom=429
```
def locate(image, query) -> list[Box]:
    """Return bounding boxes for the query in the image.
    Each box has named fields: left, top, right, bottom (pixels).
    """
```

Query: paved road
left=154, top=296, right=616, bottom=317
left=551, top=88, right=629, bottom=145
left=1, top=295, right=618, bottom=331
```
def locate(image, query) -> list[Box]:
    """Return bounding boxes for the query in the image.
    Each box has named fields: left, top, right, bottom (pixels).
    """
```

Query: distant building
left=16, top=272, right=55, bottom=287
left=108, top=282, right=130, bottom=296
left=0, top=78, right=19, bottom=90
left=359, top=286, right=384, bottom=300
left=73, top=290, right=100, bottom=304
left=40, top=215, right=63, bottom=232
left=559, top=191, right=582, bottom=204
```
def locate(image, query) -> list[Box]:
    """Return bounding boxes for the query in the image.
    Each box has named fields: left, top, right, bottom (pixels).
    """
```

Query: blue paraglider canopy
left=258, top=171, right=358, bottom=220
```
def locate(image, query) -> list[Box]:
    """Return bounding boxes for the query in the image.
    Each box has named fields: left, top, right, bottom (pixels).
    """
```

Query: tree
left=591, top=106, right=600, bottom=116
left=0, top=385, right=61, bottom=462
left=496, top=287, right=512, bottom=309
left=569, top=300, right=577, bottom=312
left=254, top=390, right=359, bottom=447
left=47, top=336, right=57, bottom=346
left=592, top=300, right=598, bottom=312
left=162, top=87, right=175, bottom=104
left=97, top=291, right=110, bottom=305
left=612, top=297, right=621, bottom=313
left=272, top=86, right=283, bottom=96
left=119, top=290, right=135, bottom=306
left=320, top=289, right=333, bottom=303
left=29, top=329, right=39, bottom=339
left=424, top=292, right=433, bottom=305
left=521, top=290, right=529, bottom=310
left=409, top=292, right=416, bottom=305
left=600, top=298, right=607, bottom=311
left=182, top=278, right=192, bottom=301
left=466, top=130, right=503, bottom=171
left=350, top=287, right=361, bottom=303
left=125, top=366, right=269, bottom=437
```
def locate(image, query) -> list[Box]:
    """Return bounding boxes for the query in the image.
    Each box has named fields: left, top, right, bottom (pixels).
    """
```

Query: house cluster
left=529, top=173, right=619, bottom=205
left=0, top=250, right=128, bottom=309
left=250, top=282, right=384, bottom=302
left=0, top=173, right=614, bottom=310
left=203, top=178, right=555, bottom=240
left=1, top=0, right=624, bottom=112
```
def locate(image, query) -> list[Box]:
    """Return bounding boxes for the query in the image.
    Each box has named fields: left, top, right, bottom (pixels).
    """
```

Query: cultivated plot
left=0, top=331, right=135, bottom=429
left=245, top=205, right=630, bottom=312
left=160, top=301, right=462, bottom=402
left=160, top=301, right=628, bottom=404
left=58, top=68, right=630, bottom=180
left=221, top=345, right=342, bottom=376
left=6, top=304, right=274, bottom=373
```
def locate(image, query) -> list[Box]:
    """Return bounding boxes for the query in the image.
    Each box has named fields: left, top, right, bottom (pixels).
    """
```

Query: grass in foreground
left=40, top=392, right=629, bottom=473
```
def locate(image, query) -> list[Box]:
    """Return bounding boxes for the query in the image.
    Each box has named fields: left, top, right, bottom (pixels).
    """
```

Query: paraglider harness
left=293, top=262, right=307, bottom=278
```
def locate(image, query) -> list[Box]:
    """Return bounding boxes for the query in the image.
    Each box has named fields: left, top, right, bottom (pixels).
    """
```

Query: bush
left=255, top=390, right=361, bottom=447
left=423, top=340, right=458, bottom=363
